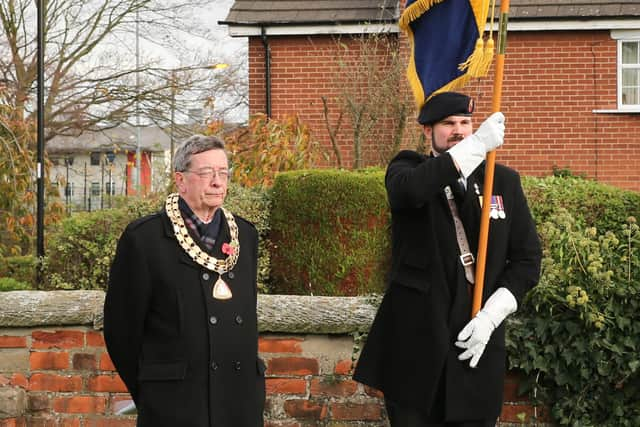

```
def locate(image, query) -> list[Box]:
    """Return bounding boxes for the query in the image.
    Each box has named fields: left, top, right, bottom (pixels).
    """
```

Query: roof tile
left=222, top=0, right=640, bottom=26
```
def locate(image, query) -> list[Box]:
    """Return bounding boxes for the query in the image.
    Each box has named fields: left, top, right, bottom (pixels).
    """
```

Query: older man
left=104, top=135, right=265, bottom=427
left=354, top=92, right=541, bottom=426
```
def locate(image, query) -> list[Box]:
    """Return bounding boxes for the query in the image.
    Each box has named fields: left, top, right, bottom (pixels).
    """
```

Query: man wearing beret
left=354, top=92, right=541, bottom=426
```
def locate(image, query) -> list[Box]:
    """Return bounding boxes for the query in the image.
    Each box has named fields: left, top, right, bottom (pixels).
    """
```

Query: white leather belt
left=445, top=185, right=476, bottom=285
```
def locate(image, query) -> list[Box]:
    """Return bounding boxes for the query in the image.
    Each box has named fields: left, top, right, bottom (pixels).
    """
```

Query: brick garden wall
left=248, top=30, right=640, bottom=192
left=0, top=292, right=551, bottom=426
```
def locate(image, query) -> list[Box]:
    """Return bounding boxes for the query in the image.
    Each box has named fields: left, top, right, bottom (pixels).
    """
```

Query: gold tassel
left=482, top=37, right=495, bottom=72
left=459, top=38, right=482, bottom=76
left=458, top=37, right=494, bottom=78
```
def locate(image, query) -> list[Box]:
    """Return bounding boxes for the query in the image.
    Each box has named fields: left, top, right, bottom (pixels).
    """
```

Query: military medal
left=490, top=196, right=499, bottom=219
left=165, top=193, right=240, bottom=300
left=497, top=195, right=506, bottom=219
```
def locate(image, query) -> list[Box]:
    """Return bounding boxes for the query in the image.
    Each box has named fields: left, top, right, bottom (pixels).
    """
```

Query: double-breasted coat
left=353, top=150, right=541, bottom=421
left=104, top=207, right=265, bottom=427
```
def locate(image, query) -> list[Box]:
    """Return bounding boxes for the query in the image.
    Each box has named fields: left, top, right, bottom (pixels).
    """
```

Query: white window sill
left=592, top=109, right=640, bottom=114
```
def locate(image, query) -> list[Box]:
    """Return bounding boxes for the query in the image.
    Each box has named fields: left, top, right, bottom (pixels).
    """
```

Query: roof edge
left=221, top=18, right=640, bottom=37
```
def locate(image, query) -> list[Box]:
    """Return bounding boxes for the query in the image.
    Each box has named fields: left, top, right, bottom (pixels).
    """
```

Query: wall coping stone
left=0, top=291, right=380, bottom=334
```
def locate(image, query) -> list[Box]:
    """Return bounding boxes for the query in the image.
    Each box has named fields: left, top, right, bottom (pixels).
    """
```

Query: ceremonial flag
left=400, top=0, right=494, bottom=107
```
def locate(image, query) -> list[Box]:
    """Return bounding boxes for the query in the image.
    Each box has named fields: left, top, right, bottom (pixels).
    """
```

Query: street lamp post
left=64, top=156, right=74, bottom=212
left=36, top=0, right=45, bottom=284
left=106, top=152, right=115, bottom=208
left=135, top=9, right=142, bottom=195
left=169, top=70, right=176, bottom=169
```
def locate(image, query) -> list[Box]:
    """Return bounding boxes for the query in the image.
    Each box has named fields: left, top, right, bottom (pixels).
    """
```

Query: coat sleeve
left=103, top=225, right=152, bottom=403
left=495, top=173, right=542, bottom=304
left=386, top=150, right=462, bottom=210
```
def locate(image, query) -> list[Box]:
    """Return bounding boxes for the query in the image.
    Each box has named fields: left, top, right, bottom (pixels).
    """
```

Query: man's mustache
left=448, top=134, right=465, bottom=143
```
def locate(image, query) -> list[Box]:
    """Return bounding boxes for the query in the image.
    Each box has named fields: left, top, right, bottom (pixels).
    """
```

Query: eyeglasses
left=183, top=168, right=230, bottom=180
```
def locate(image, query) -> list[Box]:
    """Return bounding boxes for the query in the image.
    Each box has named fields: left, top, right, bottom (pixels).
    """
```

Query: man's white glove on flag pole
left=455, top=287, right=517, bottom=368
left=448, top=112, right=505, bottom=178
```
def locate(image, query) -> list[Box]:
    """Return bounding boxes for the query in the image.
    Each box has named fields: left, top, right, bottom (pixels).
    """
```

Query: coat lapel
left=210, top=212, right=231, bottom=259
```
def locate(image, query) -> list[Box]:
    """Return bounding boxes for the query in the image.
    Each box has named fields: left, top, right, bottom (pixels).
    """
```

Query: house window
left=90, top=152, right=101, bottom=166
left=105, top=181, right=116, bottom=195
left=65, top=182, right=74, bottom=197
left=91, top=182, right=101, bottom=196
left=620, top=40, right=640, bottom=108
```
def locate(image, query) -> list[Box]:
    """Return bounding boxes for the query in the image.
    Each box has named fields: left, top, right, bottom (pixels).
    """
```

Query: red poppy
left=221, top=243, right=235, bottom=255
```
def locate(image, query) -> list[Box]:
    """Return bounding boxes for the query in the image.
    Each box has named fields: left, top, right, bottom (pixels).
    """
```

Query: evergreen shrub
left=44, top=205, right=145, bottom=290
left=508, top=177, right=640, bottom=426
left=0, top=277, right=31, bottom=291
left=269, top=168, right=390, bottom=295
left=523, top=175, right=640, bottom=231
left=0, top=255, right=35, bottom=286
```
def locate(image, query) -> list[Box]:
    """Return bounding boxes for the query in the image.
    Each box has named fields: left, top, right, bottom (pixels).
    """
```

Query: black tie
left=454, top=178, right=466, bottom=201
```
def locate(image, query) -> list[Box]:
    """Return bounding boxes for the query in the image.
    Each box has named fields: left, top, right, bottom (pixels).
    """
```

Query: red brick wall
left=249, top=34, right=409, bottom=168
left=249, top=30, right=640, bottom=192
left=0, top=328, right=550, bottom=426
left=468, top=30, right=640, bottom=192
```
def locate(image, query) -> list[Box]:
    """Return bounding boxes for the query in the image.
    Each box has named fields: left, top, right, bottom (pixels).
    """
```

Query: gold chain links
left=165, top=193, right=240, bottom=274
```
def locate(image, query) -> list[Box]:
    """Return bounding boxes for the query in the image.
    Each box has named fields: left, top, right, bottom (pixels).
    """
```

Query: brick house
left=221, top=0, right=640, bottom=191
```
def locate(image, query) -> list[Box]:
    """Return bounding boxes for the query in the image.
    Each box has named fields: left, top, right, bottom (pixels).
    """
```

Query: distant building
left=46, top=125, right=171, bottom=211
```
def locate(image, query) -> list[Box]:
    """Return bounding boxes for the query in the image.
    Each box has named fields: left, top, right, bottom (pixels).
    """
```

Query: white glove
left=448, top=112, right=505, bottom=178
left=455, top=287, right=517, bottom=368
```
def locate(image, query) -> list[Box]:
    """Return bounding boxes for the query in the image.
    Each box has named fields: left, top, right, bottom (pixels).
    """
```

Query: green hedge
left=0, top=277, right=31, bottom=291
left=507, top=177, right=640, bottom=426
left=522, top=175, right=640, bottom=231
left=269, top=168, right=390, bottom=296
left=506, top=211, right=640, bottom=426
left=0, top=255, right=35, bottom=286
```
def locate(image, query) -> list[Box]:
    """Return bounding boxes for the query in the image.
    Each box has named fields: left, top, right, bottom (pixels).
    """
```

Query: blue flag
left=400, top=0, right=493, bottom=108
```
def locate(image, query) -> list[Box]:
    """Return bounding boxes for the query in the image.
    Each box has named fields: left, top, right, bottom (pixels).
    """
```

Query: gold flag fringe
left=399, top=0, right=446, bottom=31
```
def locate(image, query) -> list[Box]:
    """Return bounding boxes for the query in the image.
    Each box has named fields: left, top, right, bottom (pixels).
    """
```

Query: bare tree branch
left=0, top=0, right=246, bottom=143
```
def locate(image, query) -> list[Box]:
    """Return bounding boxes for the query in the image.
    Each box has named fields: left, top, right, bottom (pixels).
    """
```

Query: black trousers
left=385, top=399, right=496, bottom=427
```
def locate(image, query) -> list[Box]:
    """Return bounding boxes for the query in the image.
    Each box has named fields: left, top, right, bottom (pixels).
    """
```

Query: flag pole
left=472, top=0, right=510, bottom=317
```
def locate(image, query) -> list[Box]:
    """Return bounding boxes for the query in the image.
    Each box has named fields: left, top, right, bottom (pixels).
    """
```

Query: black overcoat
left=353, top=150, right=541, bottom=421
left=104, top=207, right=265, bottom=427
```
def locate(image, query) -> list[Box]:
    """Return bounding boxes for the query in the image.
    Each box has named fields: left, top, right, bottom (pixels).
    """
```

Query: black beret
left=417, top=92, right=475, bottom=125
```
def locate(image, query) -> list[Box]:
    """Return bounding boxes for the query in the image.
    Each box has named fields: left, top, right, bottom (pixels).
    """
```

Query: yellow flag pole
left=472, top=0, right=510, bottom=317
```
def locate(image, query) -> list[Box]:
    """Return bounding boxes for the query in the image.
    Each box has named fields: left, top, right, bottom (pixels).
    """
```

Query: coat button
left=202, top=272, right=210, bottom=281
left=209, top=316, right=218, bottom=325
left=235, top=315, right=243, bottom=325
left=234, top=361, right=241, bottom=371
left=211, top=361, right=218, bottom=371
left=228, top=271, right=235, bottom=279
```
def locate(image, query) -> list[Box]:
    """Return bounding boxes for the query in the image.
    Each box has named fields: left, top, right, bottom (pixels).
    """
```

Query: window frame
left=90, top=152, right=101, bottom=166
left=617, top=37, right=640, bottom=110
left=105, top=181, right=116, bottom=196
left=90, top=182, right=101, bottom=196
left=64, top=182, right=74, bottom=197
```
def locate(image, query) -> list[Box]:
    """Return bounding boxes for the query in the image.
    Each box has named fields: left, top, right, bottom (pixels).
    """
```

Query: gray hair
left=173, top=134, right=227, bottom=172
